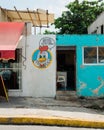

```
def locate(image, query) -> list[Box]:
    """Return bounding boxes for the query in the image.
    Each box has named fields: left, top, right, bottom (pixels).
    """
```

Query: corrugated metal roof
left=0, top=7, right=54, bottom=27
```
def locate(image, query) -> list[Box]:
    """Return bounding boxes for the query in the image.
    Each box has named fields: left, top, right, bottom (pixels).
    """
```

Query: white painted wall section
left=88, top=11, right=104, bottom=34
left=22, top=35, right=56, bottom=97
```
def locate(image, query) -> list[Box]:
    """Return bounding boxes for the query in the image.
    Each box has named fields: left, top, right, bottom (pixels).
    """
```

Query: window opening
left=84, top=47, right=97, bottom=63
left=98, top=47, right=104, bottom=63
left=101, top=25, right=103, bottom=34
left=84, top=47, right=104, bottom=64
left=0, top=49, right=22, bottom=89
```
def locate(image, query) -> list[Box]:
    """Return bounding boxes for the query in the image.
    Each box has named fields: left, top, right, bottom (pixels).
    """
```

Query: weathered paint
left=56, top=35, right=104, bottom=97
left=0, top=116, right=104, bottom=128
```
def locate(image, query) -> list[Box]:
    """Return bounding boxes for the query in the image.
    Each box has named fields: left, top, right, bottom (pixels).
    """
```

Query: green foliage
left=54, top=0, right=104, bottom=34
left=43, top=30, right=56, bottom=34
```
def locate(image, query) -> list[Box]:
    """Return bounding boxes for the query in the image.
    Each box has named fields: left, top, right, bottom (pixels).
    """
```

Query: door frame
left=56, top=46, right=76, bottom=91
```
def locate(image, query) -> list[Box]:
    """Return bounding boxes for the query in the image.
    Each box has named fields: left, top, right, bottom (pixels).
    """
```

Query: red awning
left=0, top=22, right=24, bottom=50
left=0, top=22, right=24, bottom=60
left=0, top=50, right=15, bottom=60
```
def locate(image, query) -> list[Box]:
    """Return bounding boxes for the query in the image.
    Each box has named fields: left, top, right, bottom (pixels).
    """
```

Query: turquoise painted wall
left=56, top=35, right=104, bottom=97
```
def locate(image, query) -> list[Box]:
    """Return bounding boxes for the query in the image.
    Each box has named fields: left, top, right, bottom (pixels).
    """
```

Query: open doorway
left=56, top=46, right=76, bottom=91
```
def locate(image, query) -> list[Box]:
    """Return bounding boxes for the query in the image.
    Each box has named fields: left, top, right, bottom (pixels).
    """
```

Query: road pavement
left=0, top=125, right=101, bottom=130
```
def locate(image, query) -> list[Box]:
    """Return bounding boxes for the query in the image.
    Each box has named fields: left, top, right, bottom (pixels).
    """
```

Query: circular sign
left=32, top=49, right=52, bottom=69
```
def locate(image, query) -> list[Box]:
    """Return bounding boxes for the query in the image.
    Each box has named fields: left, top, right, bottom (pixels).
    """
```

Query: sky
left=0, top=0, right=96, bottom=33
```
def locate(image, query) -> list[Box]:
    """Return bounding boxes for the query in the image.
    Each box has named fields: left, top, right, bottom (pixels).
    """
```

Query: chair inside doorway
left=57, top=71, right=67, bottom=90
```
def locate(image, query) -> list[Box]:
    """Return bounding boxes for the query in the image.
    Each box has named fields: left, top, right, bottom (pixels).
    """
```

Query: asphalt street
left=0, top=125, right=102, bottom=130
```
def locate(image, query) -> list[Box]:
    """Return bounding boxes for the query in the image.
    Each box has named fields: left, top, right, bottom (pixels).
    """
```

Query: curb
left=0, top=116, right=104, bottom=128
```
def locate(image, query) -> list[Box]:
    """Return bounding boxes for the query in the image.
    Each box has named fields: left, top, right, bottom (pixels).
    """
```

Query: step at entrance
left=56, top=91, right=77, bottom=101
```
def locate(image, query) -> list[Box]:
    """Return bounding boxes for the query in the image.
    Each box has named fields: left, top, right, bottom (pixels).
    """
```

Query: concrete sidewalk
left=0, top=97, right=104, bottom=128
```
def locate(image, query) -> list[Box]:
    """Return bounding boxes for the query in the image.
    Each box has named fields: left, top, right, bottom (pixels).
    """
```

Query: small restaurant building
left=0, top=23, right=104, bottom=99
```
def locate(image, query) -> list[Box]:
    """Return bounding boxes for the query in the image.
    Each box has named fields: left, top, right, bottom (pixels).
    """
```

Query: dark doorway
left=56, top=46, right=76, bottom=91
